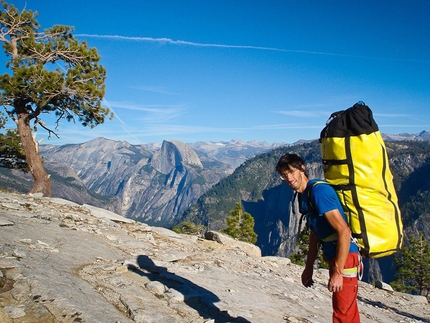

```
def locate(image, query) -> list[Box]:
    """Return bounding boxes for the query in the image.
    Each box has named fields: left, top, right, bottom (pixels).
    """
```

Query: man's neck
left=297, top=175, right=308, bottom=194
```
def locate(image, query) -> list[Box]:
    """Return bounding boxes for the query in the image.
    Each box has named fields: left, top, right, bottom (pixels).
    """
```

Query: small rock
left=375, top=280, right=394, bottom=292
left=28, top=193, right=44, bottom=199
left=0, top=217, right=14, bottom=226
left=165, top=288, right=185, bottom=303
left=18, top=239, right=32, bottom=244
left=145, top=281, right=166, bottom=294
left=3, top=305, right=26, bottom=318
left=1, top=203, right=22, bottom=210
left=12, top=249, right=26, bottom=259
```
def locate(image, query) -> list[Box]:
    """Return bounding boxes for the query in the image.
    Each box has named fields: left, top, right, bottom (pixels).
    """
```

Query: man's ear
left=300, top=165, right=306, bottom=172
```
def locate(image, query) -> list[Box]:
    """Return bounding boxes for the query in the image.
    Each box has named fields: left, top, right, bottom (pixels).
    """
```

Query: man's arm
left=324, top=209, right=351, bottom=292
left=301, top=230, right=319, bottom=287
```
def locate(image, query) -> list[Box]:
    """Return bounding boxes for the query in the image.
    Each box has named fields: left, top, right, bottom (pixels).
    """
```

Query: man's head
left=276, top=153, right=308, bottom=193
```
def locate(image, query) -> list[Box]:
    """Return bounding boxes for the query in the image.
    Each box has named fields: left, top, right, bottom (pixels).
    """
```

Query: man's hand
left=324, top=209, right=350, bottom=293
left=328, top=271, right=343, bottom=292
left=301, top=267, right=315, bottom=287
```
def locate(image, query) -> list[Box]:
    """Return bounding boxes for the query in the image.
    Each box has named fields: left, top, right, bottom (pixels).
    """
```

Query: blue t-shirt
left=301, top=179, right=359, bottom=260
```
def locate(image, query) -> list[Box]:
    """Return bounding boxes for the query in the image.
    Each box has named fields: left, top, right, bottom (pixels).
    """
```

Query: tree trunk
left=16, top=109, right=52, bottom=197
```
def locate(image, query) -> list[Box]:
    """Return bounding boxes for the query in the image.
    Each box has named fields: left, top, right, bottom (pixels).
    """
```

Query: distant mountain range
left=382, top=130, right=430, bottom=142
left=143, top=139, right=286, bottom=170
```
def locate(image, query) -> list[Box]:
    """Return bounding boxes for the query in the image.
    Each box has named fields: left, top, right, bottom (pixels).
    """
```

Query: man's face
left=279, top=166, right=305, bottom=192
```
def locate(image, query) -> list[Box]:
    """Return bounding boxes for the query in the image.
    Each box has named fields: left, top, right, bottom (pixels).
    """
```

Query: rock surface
left=151, top=140, right=203, bottom=173
left=0, top=191, right=429, bottom=323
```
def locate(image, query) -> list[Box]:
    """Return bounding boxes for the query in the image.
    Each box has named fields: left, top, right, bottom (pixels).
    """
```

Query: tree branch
left=34, top=117, right=59, bottom=139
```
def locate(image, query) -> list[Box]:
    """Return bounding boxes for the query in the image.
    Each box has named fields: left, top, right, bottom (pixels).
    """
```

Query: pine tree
left=0, top=111, right=27, bottom=171
left=0, top=1, right=112, bottom=196
left=221, top=202, right=258, bottom=244
left=0, top=128, right=28, bottom=172
left=391, top=232, right=430, bottom=298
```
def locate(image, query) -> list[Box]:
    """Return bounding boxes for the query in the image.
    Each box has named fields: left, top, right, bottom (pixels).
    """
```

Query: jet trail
left=75, top=34, right=429, bottom=63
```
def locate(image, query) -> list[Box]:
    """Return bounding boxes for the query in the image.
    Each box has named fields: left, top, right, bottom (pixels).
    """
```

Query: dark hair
left=276, top=153, right=307, bottom=176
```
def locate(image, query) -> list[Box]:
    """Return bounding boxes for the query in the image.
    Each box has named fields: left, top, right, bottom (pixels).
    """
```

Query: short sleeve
left=311, top=183, right=340, bottom=215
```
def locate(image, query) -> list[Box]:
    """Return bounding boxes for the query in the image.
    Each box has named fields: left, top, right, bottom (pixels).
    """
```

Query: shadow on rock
left=128, top=255, right=251, bottom=323
left=358, top=296, right=429, bottom=322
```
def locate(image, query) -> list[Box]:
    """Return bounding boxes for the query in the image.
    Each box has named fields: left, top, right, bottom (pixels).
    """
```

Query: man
left=276, top=153, right=360, bottom=323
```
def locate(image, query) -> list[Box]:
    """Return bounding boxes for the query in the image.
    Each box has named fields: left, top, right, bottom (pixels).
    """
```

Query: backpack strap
left=306, top=180, right=329, bottom=213
left=293, top=192, right=306, bottom=241
left=296, top=180, right=328, bottom=240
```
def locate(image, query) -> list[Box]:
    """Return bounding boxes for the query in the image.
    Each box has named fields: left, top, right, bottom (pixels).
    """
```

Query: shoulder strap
left=306, top=180, right=328, bottom=213
left=296, top=180, right=328, bottom=240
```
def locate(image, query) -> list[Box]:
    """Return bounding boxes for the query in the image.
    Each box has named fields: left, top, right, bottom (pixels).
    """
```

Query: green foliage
left=0, top=269, right=5, bottom=288
left=387, top=141, right=430, bottom=226
left=391, top=232, right=430, bottom=298
left=0, top=0, right=112, bottom=137
left=388, top=141, right=430, bottom=191
left=172, top=221, right=206, bottom=236
left=0, top=128, right=28, bottom=172
left=0, top=110, right=5, bottom=128
left=289, top=227, right=328, bottom=269
left=0, top=111, right=28, bottom=171
left=401, top=190, right=430, bottom=226
left=221, top=202, right=257, bottom=244
left=289, top=229, right=309, bottom=266
left=0, top=1, right=114, bottom=194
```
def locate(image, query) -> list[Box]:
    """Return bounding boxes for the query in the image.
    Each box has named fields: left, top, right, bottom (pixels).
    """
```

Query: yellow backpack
left=320, top=102, right=403, bottom=258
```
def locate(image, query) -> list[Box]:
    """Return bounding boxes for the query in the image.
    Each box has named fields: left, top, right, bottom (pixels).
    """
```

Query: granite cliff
left=39, top=138, right=228, bottom=227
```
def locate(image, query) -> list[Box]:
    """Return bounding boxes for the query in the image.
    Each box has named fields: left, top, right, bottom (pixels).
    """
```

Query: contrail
left=75, top=34, right=429, bottom=63
left=75, top=34, right=295, bottom=51
left=102, top=99, right=142, bottom=144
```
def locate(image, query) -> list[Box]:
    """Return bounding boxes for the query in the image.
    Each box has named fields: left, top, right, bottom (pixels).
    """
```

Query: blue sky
left=2, top=0, right=430, bottom=145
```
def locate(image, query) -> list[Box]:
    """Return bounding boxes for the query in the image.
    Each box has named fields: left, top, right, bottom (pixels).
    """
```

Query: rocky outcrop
left=204, top=231, right=261, bottom=258
left=0, top=191, right=428, bottom=323
left=151, top=140, right=203, bottom=173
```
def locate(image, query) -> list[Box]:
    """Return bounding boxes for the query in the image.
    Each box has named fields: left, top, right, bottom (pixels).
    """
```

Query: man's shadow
left=128, top=255, right=251, bottom=323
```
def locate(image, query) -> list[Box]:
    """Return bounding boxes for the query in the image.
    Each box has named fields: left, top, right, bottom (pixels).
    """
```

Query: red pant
left=329, top=252, right=360, bottom=323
